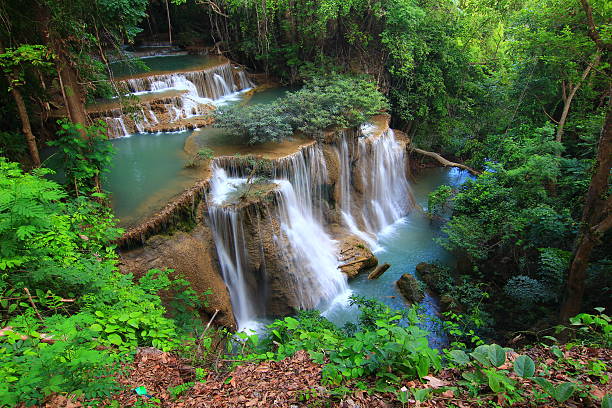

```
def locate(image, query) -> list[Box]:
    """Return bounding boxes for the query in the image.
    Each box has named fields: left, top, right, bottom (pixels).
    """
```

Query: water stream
left=103, top=87, right=289, bottom=227
left=325, top=167, right=470, bottom=347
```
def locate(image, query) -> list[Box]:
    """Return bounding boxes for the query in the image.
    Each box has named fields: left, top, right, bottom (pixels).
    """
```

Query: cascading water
left=332, top=128, right=412, bottom=249
left=208, top=167, right=258, bottom=329
left=333, top=132, right=379, bottom=249
left=356, top=129, right=413, bottom=236
left=121, top=63, right=249, bottom=101
left=205, top=122, right=416, bottom=331
left=207, top=144, right=349, bottom=328
left=272, top=142, right=329, bottom=223
left=105, top=117, right=130, bottom=138
left=273, top=179, right=348, bottom=309
left=101, top=61, right=254, bottom=138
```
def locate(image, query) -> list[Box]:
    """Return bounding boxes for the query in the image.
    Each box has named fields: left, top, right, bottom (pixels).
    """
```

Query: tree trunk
left=54, top=46, right=88, bottom=127
left=0, top=42, right=41, bottom=166
left=555, top=53, right=600, bottom=143
left=165, top=0, right=172, bottom=45
left=559, top=103, right=612, bottom=322
left=11, top=87, right=41, bottom=167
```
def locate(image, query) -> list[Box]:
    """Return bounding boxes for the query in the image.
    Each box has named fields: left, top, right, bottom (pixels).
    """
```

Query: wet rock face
left=396, top=274, right=425, bottom=305
left=239, top=202, right=311, bottom=316
left=119, top=224, right=236, bottom=329
left=337, top=235, right=378, bottom=279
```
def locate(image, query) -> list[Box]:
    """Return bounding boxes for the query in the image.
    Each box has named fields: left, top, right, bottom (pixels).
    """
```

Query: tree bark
left=555, top=53, right=600, bottom=143
left=53, top=45, right=88, bottom=127
left=11, top=87, right=41, bottom=167
left=411, top=147, right=481, bottom=176
left=0, top=42, right=41, bottom=166
left=559, top=103, right=612, bottom=322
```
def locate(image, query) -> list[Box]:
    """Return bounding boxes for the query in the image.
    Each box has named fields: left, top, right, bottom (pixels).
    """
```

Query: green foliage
left=214, top=75, right=388, bottom=144
left=0, top=158, right=67, bottom=270
left=0, top=45, right=54, bottom=90
left=215, top=103, right=293, bottom=144
left=49, top=119, right=115, bottom=195
left=448, top=343, right=585, bottom=405
left=0, top=159, right=203, bottom=405
left=427, top=185, right=453, bottom=219
left=435, top=123, right=593, bottom=330
left=565, top=308, right=611, bottom=348
left=239, top=297, right=441, bottom=387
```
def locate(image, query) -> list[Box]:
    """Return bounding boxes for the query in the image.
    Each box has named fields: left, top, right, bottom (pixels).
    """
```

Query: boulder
left=337, top=235, right=378, bottom=278
left=120, top=224, right=236, bottom=329
left=396, top=274, right=425, bottom=305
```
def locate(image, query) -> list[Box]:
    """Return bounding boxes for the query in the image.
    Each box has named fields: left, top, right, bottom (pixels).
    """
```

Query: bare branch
left=411, top=147, right=481, bottom=176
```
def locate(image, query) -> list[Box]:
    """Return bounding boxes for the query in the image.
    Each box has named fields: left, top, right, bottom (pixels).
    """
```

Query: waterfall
left=208, top=144, right=348, bottom=328
left=105, top=117, right=130, bottom=138
left=273, top=180, right=347, bottom=309
left=207, top=129, right=411, bottom=328
left=208, top=168, right=257, bottom=329
left=272, top=143, right=329, bottom=223
left=121, top=62, right=250, bottom=101
left=213, top=73, right=232, bottom=96
left=148, top=109, right=159, bottom=124
left=209, top=206, right=257, bottom=329
left=357, top=129, right=413, bottom=235
left=237, top=71, right=255, bottom=90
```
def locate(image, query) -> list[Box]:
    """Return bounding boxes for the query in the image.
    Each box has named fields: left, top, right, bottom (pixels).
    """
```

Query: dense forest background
left=0, top=0, right=610, bottom=405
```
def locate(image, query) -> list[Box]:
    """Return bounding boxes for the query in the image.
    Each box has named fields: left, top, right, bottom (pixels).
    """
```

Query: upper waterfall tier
left=118, top=60, right=253, bottom=100
left=93, top=56, right=254, bottom=138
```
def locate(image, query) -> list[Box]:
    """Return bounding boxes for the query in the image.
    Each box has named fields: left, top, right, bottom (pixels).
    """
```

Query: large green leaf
left=553, top=382, right=575, bottom=403
left=513, top=355, right=535, bottom=378
left=487, top=344, right=506, bottom=367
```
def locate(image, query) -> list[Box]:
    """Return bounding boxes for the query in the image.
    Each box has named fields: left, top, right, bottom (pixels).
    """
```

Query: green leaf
left=90, top=323, right=103, bottom=332
left=552, top=382, right=575, bottom=403
left=513, top=355, right=535, bottom=378
left=107, top=333, right=123, bottom=346
left=416, top=356, right=430, bottom=378
left=412, top=388, right=431, bottom=402
left=533, top=377, right=555, bottom=395
left=488, top=344, right=506, bottom=367
left=448, top=350, right=470, bottom=366
left=134, top=386, right=148, bottom=395
left=284, top=317, right=299, bottom=330
left=602, top=394, right=611, bottom=408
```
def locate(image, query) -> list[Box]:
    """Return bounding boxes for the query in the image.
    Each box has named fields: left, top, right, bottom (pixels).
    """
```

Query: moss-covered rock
left=396, top=273, right=425, bottom=304
left=416, top=262, right=453, bottom=294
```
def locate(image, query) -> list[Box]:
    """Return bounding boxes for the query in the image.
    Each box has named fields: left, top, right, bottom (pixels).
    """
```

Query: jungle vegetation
left=0, top=0, right=610, bottom=405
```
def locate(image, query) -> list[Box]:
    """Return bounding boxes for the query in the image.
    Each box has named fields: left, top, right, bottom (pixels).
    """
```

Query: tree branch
left=411, top=147, right=481, bottom=176
left=579, top=0, right=611, bottom=51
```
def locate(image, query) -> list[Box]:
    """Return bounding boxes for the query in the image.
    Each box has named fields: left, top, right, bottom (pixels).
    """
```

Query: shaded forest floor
left=38, top=345, right=611, bottom=408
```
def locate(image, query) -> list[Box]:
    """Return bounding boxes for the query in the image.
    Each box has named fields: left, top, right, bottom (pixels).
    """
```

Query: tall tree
left=559, top=103, right=611, bottom=322
left=0, top=43, right=50, bottom=166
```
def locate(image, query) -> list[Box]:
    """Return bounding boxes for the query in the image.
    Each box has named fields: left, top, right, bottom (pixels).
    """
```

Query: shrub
left=0, top=158, right=203, bottom=405
left=240, top=297, right=441, bottom=387
left=214, top=75, right=388, bottom=144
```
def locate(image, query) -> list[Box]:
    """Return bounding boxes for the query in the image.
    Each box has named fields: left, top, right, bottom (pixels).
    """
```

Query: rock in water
left=337, top=235, right=378, bottom=278
left=368, top=263, right=390, bottom=279
left=396, top=274, right=424, bottom=304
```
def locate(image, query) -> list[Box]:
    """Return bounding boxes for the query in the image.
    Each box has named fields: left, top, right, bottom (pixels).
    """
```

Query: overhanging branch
left=410, top=147, right=481, bottom=176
